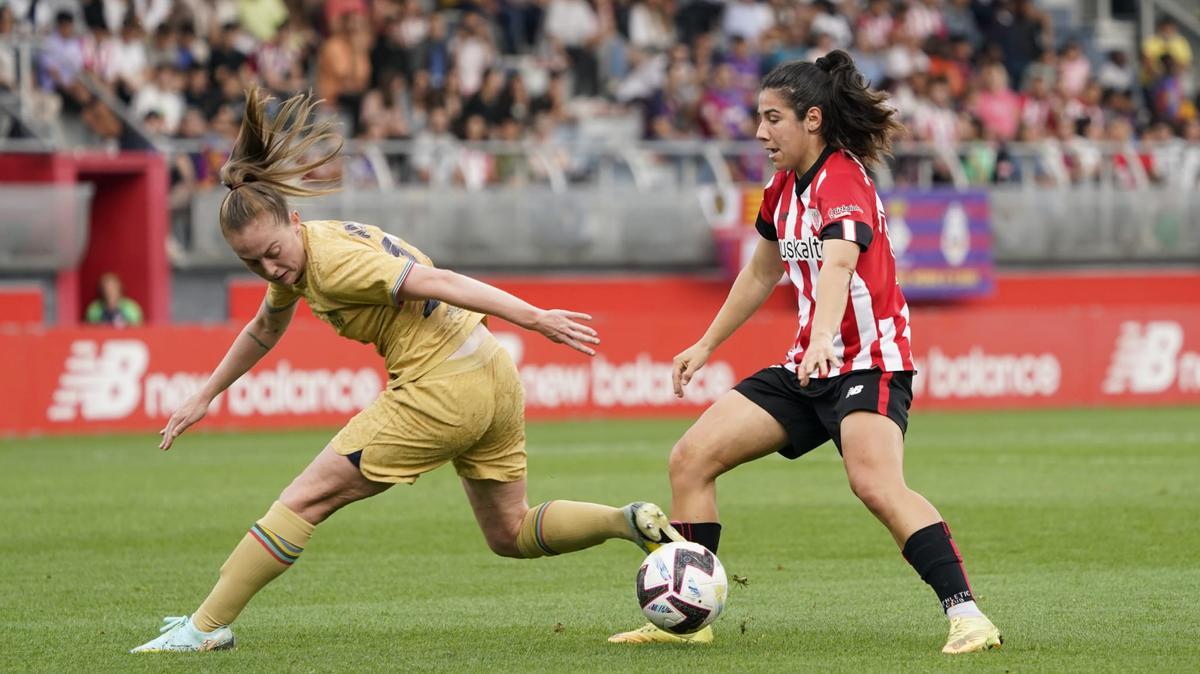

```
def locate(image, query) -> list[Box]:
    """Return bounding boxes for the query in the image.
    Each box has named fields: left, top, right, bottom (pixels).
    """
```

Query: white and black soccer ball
left=637, top=541, right=728, bottom=634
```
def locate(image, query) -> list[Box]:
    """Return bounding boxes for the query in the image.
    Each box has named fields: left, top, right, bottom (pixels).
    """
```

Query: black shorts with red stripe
left=733, top=366, right=914, bottom=458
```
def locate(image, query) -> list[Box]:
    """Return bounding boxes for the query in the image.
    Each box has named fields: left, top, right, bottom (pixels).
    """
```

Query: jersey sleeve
left=265, top=282, right=302, bottom=312
left=816, top=169, right=876, bottom=252
left=754, top=172, right=786, bottom=241
left=311, top=240, right=417, bottom=307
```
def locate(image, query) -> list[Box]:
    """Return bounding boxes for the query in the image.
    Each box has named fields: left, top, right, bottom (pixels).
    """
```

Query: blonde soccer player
left=131, top=89, right=682, bottom=653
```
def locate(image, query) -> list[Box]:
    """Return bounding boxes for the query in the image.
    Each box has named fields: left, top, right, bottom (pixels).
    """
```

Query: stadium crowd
left=3, top=0, right=1198, bottom=191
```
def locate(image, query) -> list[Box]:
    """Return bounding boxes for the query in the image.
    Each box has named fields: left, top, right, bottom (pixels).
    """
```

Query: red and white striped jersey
left=755, top=146, right=914, bottom=377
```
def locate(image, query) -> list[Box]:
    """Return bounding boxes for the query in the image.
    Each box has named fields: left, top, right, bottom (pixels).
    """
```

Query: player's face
left=225, top=211, right=307, bottom=285
left=756, top=88, right=821, bottom=172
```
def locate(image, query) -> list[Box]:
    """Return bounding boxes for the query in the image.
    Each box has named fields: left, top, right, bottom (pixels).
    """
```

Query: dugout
left=0, top=152, right=168, bottom=325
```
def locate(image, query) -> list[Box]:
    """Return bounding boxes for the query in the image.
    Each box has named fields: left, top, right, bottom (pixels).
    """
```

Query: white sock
left=946, top=600, right=984, bottom=620
left=945, top=599, right=984, bottom=618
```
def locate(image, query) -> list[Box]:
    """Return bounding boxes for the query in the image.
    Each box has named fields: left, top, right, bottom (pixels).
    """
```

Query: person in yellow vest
left=131, top=87, right=682, bottom=653
left=84, top=272, right=143, bottom=327
left=1141, top=16, right=1193, bottom=83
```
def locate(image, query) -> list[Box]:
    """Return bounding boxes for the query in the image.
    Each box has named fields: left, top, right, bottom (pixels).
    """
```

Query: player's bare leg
left=840, top=411, right=1001, bottom=654
left=460, top=477, right=678, bottom=558
left=610, top=391, right=785, bottom=644
left=131, top=445, right=391, bottom=653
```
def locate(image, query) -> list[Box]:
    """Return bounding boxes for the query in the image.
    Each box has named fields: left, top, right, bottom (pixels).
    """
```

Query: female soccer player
left=608, top=51, right=1002, bottom=654
left=131, top=89, right=681, bottom=653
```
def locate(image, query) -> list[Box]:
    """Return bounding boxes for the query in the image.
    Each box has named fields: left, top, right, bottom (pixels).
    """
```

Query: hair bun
left=815, top=50, right=852, bottom=74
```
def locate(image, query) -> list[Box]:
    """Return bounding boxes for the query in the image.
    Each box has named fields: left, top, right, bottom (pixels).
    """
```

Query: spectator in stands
left=501, top=71, right=532, bottom=127
left=208, top=22, right=248, bottom=83
left=1056, top=41, right=1090, bottom=98
left=856, top=0, right=894, bottom=53
left=942, top=0, right=981, bottom=47
left=318, top=11, right=372, bottom=134
left=984, top=0, right=1049, bottom=90
left=237, top=0, right=288, bottom=43
left=360, top=72, right=413, bottom=139
left=498, top=0, right=543, bottom=55
left=458, top=113, right=494, bottom=189
left=463, top=67, right=509, bottom=127
left=411, top=105, right=458, bottom=184
left=1150, top=55, right=1191, bottom=125
left=628, top=0, right=674, bottom=52
left=811, top=0, right=852, bottom=50
left=1097, top=50, right=1134, bottom=93
left=722, top=0, right=774, bottom=44
left=0, top=6, right=16, bottom=92
left=1141, top=16, right=1192, bottom=84
left=132, top=64, right=185, bottom=135
left=111, top=17, right=149, bottom=102
left=85, top=272, right=144, bottom=327
left=972, top=63, right=1021, bottom=142
left=38, top=11, right=88, bottom=110
left=453, top=12, right=496, bottom=97
left=697, top=62, right=753, bottom=140
left=175, top=21, right=209, bottom=70
left=543, top=0, right=601, bottom=97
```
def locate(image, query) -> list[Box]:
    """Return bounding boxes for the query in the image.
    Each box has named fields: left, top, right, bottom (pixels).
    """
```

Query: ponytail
left=761, top=50, right=902, bottom=166
left=219, top=87, right=344, bottom=233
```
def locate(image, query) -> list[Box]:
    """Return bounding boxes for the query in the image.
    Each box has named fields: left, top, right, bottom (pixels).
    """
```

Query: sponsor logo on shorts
left=845, top=385, right=864, bottom=398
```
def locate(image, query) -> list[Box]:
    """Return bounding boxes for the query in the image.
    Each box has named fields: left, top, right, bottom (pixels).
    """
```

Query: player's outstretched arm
left=159, top=299, right=297, bottom=450
left=398, top=264, right=600, bottom=356
left=673, top=238, right=784, bottom=396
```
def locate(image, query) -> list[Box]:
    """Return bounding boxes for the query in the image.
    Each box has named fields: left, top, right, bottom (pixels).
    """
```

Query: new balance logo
left=47, top=340, right=149, bottom=421
left=846, top=385, right=864, bottom=398
left=1103, top=321, right=1182, bottom=394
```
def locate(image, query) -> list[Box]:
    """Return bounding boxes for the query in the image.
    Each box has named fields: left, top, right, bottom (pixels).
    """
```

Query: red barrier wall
left=4, top=270, right=1199, bottom=436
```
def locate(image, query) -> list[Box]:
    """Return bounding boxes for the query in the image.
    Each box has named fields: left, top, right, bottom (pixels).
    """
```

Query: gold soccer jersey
left=266, top=220, right=484, bottom=388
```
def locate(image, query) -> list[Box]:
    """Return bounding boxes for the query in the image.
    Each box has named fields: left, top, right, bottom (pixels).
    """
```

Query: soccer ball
left=636, top=541, right=728, bottom=634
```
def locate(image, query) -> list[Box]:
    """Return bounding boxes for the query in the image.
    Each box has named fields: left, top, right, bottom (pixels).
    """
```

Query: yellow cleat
left=608, top=623, right=714, bottom=644
left=942, top=615, right=1003, bottom=654
left=622, top=502, right=685, bottom=554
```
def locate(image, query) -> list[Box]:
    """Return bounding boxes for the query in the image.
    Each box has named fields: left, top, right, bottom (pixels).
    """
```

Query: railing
left=0, top=137, right=1196, bottom=271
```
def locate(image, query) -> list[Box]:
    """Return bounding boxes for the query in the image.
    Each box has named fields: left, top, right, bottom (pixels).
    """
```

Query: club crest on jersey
left=778, top=237, right=823, bottom=261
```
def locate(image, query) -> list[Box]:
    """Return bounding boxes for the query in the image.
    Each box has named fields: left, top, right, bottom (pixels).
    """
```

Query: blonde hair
left=218, top=87, right=344, bottom=233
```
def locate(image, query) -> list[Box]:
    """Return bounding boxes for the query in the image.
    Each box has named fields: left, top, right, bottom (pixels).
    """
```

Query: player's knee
left=279, top=482, right=336, bottom=525
left=483, top=518, right=524, bottom=558
left=847, top=472, right=899, bottom=516
left=668, top=436, right=721, bottom=487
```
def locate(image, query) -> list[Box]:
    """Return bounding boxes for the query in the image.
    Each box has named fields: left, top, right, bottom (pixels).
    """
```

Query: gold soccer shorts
left=330, top=334, right=526, bottom=483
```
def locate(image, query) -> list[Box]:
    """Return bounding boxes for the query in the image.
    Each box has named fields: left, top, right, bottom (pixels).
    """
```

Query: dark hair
left=219, top=87, right=343, bottom=233
left=760, top=50, right=902, bottom=167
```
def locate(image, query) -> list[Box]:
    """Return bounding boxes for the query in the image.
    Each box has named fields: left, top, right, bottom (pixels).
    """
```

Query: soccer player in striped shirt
left=130, top=89, right=683, bottom=653
left=609, top=51, right=1002, bottom=653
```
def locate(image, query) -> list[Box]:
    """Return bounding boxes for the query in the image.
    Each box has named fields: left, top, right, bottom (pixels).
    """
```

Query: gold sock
left=515, top=500, right=630, bottom=558
left=192, top=501, right=315, bottom=632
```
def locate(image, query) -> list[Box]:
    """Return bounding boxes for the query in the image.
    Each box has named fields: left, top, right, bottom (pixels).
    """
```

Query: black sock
left=902, top=522, right=974, bottom=612
left=671, top=521, right=722, bottom=554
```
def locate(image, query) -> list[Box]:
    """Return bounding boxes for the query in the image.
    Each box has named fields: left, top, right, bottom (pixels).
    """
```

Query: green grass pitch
left=2, top=408, right=1198, bottom=672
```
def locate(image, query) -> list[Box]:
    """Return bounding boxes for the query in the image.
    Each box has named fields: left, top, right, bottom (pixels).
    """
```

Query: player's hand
left=672, top=342, right=713, bottom=397
left=796, top=333, right=841, bottom=387
left=532, top=309, right=600, bottom=356
left=158, top=393, right=211, bottom=450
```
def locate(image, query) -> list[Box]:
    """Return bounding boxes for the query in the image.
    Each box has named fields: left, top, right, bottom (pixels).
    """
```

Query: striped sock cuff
left=531, top=501, right=559, bottom=556
left=250, top=501, right=314, bottom=566
left=248, top=523, right=303, bottom=565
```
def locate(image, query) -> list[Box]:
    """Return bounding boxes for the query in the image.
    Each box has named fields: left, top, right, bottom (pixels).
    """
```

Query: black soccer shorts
left=733, top=366, right=914, bottom=458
